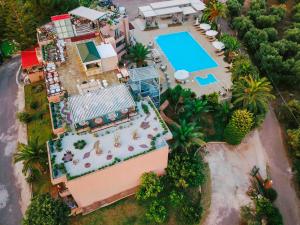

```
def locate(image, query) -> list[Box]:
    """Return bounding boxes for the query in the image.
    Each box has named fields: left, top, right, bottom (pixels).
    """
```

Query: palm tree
left=182, top=99, right=210, bottom=121
left=203, top=0, right=227, bottom=24
left=216, top=101, right=232, bottom=123
left=232, top=75, right=275, bottom=114
left=14, top=138, right=47, bottom=176
left=127, top=43, right=150, bottom=67
left=172, top=120, right=205, bottom=153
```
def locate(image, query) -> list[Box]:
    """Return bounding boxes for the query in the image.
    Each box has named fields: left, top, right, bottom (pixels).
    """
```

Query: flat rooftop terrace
left=48, top=99, right=171, bottom=179
left=57, top=39, right=119, bottom=95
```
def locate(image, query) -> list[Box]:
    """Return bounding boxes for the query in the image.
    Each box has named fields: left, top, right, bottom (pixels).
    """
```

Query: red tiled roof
left=51, top=14, right=70, bottom=21
left=21, top=49, right=41, bottom=69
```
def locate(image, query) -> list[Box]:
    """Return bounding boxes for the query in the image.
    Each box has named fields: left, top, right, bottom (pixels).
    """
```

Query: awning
left=154, top=7, right=183, bottom=16
left=191, top=2, right=206, bottom=11
left=69, top=6, right=107, bottom=21
left=143, top=10, right=157, bottom=18
left=150, top=0, right=190, bottom=9
left=51, top=14, right=70, bottom=21
left=21, top=49, right=41, bottom=69
left=138, top=6, right=153, bottom=12
left=182, top=6, right=196, bottom=15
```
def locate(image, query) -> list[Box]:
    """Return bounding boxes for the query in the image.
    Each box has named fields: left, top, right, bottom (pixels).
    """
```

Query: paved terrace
left=49, top=99, right=171, bottom=179
left=57, top=38, right=119, bottom=95
left=132, top=20, right=232, bottom=97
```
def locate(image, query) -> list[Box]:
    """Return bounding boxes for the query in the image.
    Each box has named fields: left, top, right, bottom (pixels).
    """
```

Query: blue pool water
left=156, top=32, right=218, bottom=72
left=195, top=74, right=218, bottom=86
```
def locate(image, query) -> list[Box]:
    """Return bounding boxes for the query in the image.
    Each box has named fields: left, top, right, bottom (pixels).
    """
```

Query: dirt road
left=259, top=109, right=300, bottom=225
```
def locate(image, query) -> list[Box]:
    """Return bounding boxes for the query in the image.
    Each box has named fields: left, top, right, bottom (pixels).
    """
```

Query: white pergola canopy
left=155, top=7, right=183, bottom=16
left=182, top=6, right=197, bottom=15
left=150, top=0, right=190, bottom=9
left=69, top=6, right=107, bottom=21
left=143, top=10, right=157, bottom=18
left=191, top=2, right=206, bottom=11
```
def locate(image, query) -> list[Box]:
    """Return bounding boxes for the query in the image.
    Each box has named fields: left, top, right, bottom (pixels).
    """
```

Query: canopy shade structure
left=150, top=0, right=190, bottom=9
left=21, top=49, right=41, bottom=69
left=191, top=2, right=206, bottom=11
left=138, top=6, right=153, bottom=12
left=174, top=70, right=190, bottom=81
left=77, top=41, right=101, bottom=63
left=69, top=6, right=107, bottom=21
left=128, top=65, right=159, bottom=82
left=182, top=6, right=196, bottom=15
left=154, top=7, right=183, bottom=16
left=206, top=30, right=218, bottom=37
left=143, top=10, right=157, bottom=18
left=68, top=84, right=136, bottom=124
left=51, top=14, right=71, bottom=21
left=212, top=41, right=225, bottom=50
left=199, top=23, right=211, bottom=31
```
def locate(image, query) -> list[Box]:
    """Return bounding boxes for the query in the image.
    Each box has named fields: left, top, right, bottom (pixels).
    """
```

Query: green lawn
left=24, top=82, right=53, bottom=195
left=24, top=82, right=53, bottom=145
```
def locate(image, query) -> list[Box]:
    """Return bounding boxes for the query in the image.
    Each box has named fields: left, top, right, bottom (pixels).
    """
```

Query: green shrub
left=17, top=111, right=31, bottom=123
left=224, top=122, right=245, bottom=145
left=255, top=197, right=283, bottom=225
left=178, top=201, right=203, bottom=225
left=169, top=190, right=184, bottom=207
left=141, top=103, right=149, bottom=114
left=255, top=15, right=279, bottom=28
left=136, top=172, right=163, bottom=201
left=230, top=109, right=254, bottom=134
left=73, top=140, right=87, bottom=150
left=145, top=200, right=167, bottom=224
left=30, top=101, right=39, bottom=110
left=264, top=188, right=278, bottom=202
left=226, top=0, right=242, bottom=18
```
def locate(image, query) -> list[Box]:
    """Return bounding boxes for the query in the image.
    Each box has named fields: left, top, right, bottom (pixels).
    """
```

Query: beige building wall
left=66, top=146, right=169, bottom=208
left=101, top=56, right=118, bottom=72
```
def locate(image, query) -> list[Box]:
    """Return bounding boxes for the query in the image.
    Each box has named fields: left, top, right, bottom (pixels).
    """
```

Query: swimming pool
left=195, top=74, right=218, bottom=86
left=156, top=32, right=218, bottom=72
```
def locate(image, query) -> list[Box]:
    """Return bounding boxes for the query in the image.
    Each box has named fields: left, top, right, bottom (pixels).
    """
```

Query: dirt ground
left=204, top=109, right=300, bottom=225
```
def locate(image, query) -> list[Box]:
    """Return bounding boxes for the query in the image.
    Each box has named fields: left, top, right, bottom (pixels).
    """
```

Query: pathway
left=0, top=56, right=23, bottom=225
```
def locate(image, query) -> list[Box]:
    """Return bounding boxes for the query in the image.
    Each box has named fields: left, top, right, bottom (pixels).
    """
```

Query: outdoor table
left=212, top=41, right=225, bottom=50
left=199, top=23, right=211, bottom=31
left=206, top=30, right=218, bottom=37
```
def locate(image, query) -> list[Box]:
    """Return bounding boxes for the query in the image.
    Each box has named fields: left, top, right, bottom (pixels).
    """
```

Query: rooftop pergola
left=69, top=6, right=107, bottom=22
left=68, top=84, right=136, bottom=124
left=128, top=66, right=160, bottom=107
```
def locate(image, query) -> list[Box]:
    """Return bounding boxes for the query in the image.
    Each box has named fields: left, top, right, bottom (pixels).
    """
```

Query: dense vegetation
left=228, top=0, right=300, bottom=194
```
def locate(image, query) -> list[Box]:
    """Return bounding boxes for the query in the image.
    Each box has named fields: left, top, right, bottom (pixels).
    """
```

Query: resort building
left=138, top=0, right=206, bottom=29
left=47, top=84, right=172, bottom=215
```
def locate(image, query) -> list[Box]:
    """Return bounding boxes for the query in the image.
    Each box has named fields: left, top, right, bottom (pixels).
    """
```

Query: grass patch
left=70, top=196, right=181, bottom=225
left=24, top=82, right=53, bottom=195
left=24, top=82, right=53, bottom=145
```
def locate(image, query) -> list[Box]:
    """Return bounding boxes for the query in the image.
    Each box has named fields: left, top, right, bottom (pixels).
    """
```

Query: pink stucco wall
left=65, top=146, right=169, bottom=208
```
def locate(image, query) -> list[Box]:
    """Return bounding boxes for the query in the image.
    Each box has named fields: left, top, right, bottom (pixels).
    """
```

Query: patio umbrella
left=199, top=23, right=211, bottom=31
left=174, top=70, right=190, bottom=81
left=212, top=41, right=225, bottom=50
left=205, top=30, right=218, bottom=37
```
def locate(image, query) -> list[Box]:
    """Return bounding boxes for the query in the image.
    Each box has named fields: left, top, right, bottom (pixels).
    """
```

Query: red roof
left=51, top=14, right=70, bottom=21
left=21, top=49, right=41, bottom=69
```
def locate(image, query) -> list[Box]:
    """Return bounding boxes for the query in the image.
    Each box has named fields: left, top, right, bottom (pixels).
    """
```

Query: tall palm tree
left=182, top=99, right=210, bottom=121
left=127, top=42, right=150, bottom=67
left=232, top=75, right=275, bottom=114
left=203, top=0, right=227, bottom=24
left=14, top=138, right=47, bottom=176
left=172, top=120, right=205, bottom=153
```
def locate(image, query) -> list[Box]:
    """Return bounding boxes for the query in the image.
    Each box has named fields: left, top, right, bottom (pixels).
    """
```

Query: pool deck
left=132, top=20, right=232, bottom=98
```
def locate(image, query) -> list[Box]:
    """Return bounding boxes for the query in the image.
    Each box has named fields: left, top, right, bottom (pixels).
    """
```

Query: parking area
left=204, top=131, right=268, bottom=225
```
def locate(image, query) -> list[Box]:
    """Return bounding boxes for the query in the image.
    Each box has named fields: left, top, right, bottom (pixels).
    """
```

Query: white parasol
left=205, top=30, right=218, bottom=37
left=212, top=41, right=225, bottom=50
left=199, top=23, right=211, bottom=31
left=174, top=70, right=190, bottom=81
